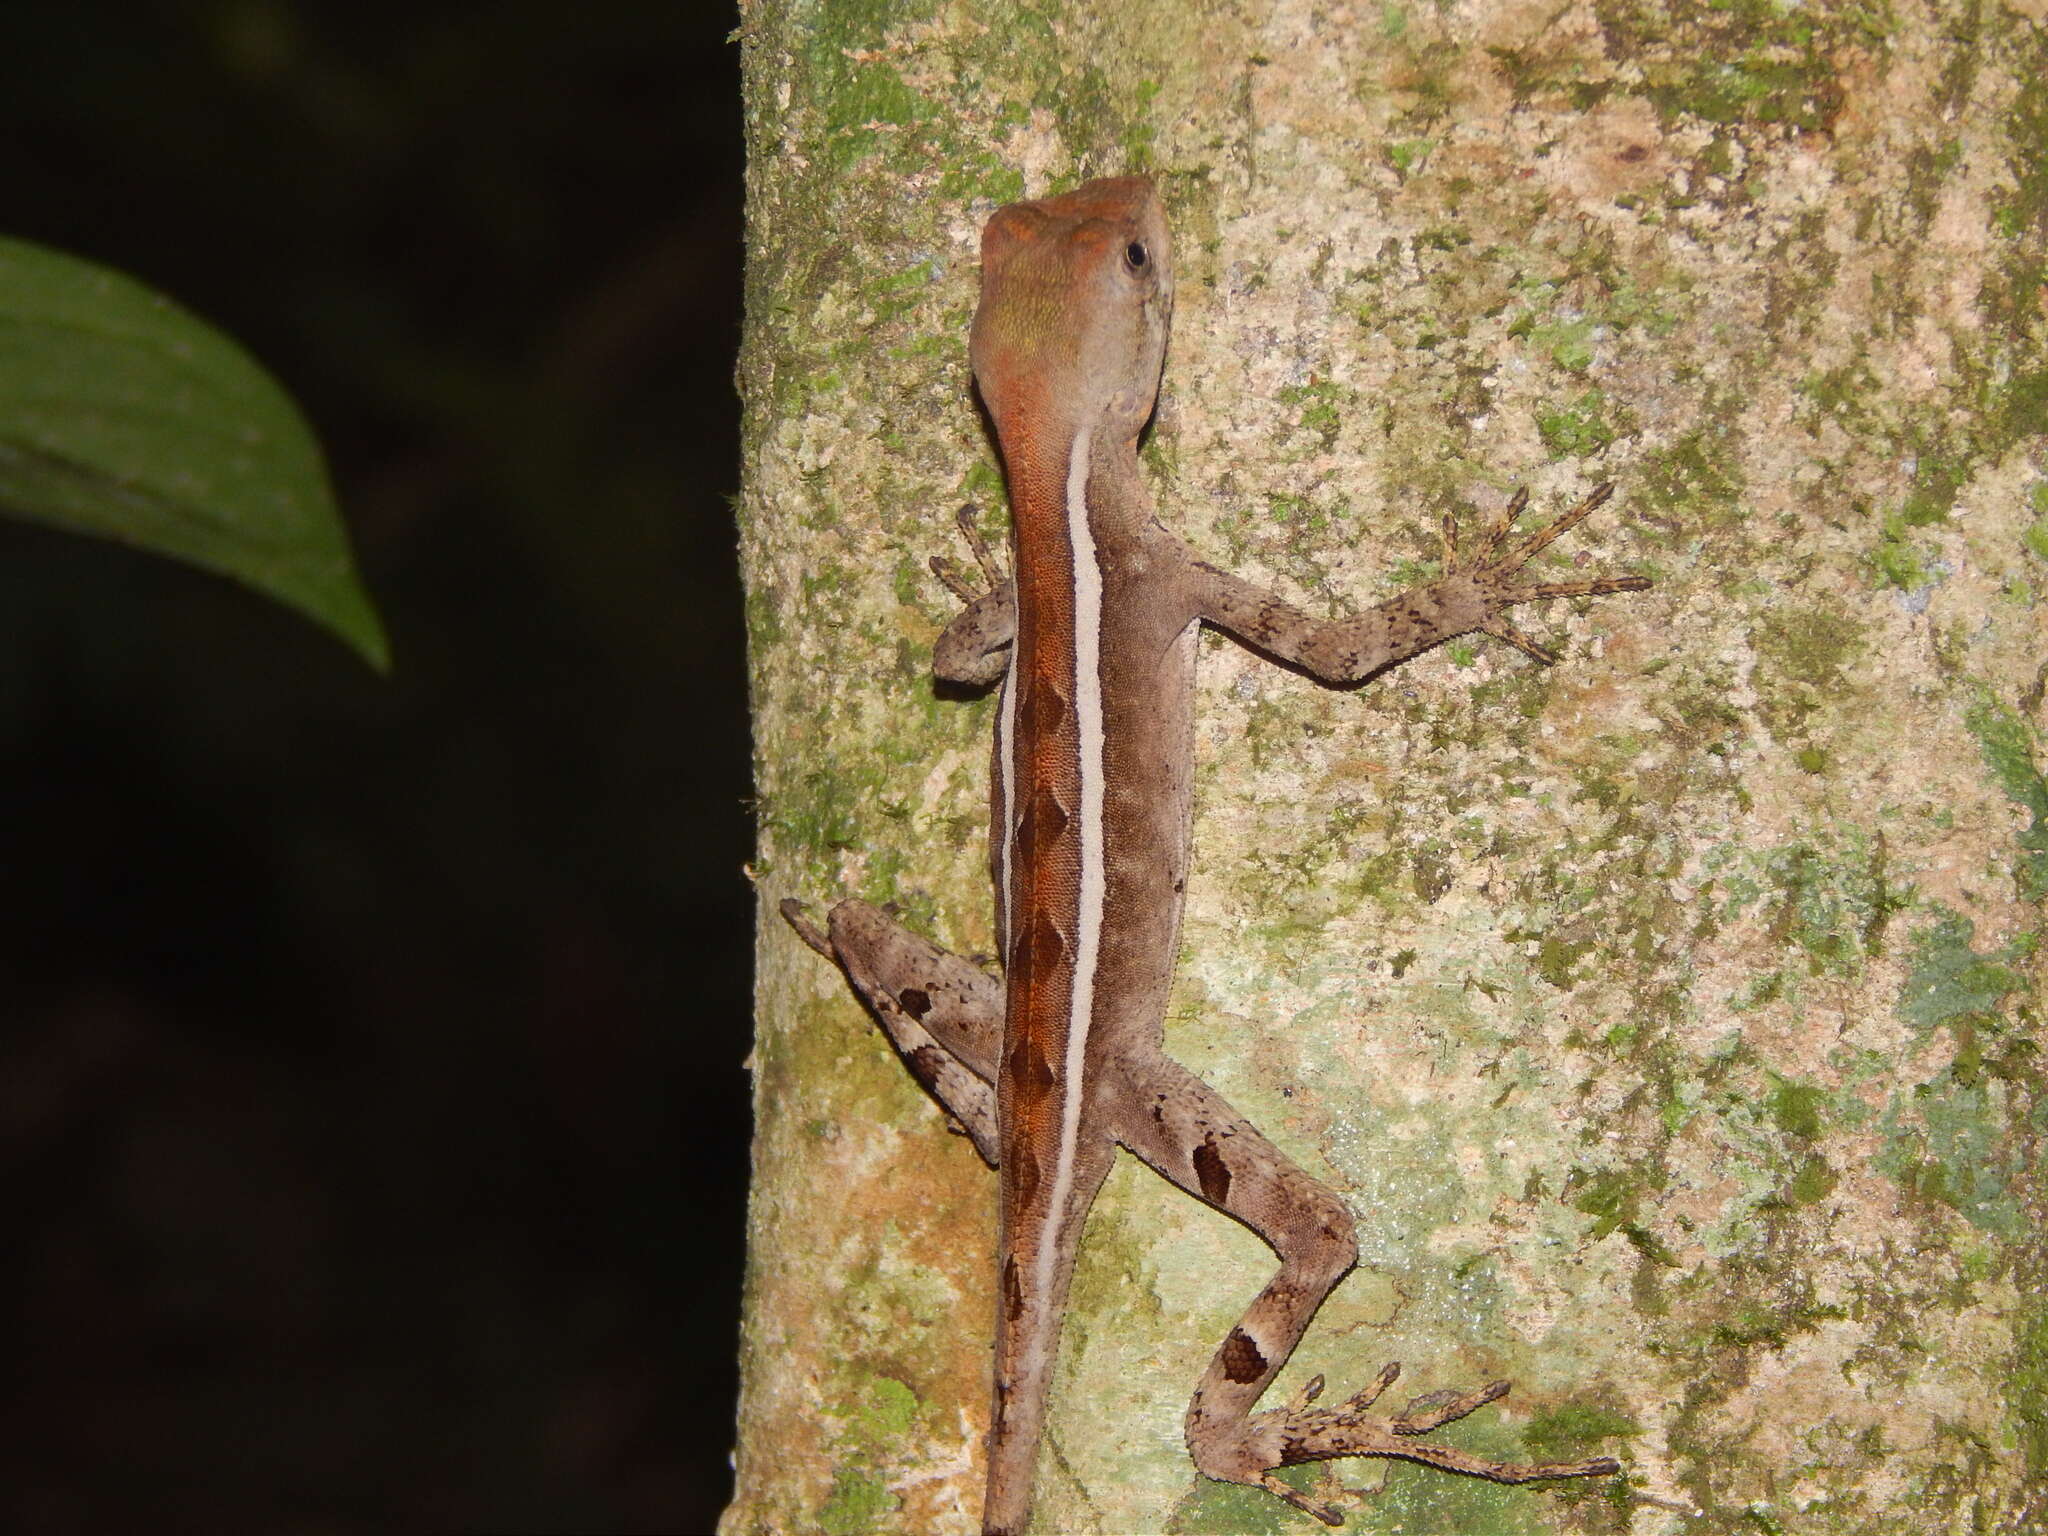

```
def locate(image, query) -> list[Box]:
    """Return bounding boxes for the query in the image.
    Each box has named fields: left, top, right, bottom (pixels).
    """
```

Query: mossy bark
left=729, top=1, right=2048, bottom=1532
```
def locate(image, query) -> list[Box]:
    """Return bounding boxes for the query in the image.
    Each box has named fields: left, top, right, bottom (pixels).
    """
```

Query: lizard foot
left=930, top=505, right=1017, bottom=689
left=1212, top=1363, right=1620, bottom=1528
left=929, top=504, right=1006, bottom=602
left=1442, top=483, right=1651, bottom=665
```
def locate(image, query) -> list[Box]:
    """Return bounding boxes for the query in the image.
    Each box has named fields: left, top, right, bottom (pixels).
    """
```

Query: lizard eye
left=1124, top=241, right=1149, bottom=272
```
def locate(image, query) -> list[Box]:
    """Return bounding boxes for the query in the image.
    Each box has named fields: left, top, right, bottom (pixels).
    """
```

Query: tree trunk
left=727, top=1, right=2048, bottom=1531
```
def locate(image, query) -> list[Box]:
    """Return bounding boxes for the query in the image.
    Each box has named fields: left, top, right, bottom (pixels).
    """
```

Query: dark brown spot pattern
left=907, top=1044, right=947, bottom=1089
left=1020, top=678, right=1069, bottom=742
left=1011, top=1145, right=1042, bottom=1211
left=1192, top=1133, right=1232, bottom=1206
left=1022, top=910, right=1067, bottom=984
left=898, top=987, right=932, bottom=1020
left=1010, top=1035, right=1059, bottom=1116
left=1015, top=781, right=1070, bottom=860
left=1220, top=1327, right=1268, bottom=1385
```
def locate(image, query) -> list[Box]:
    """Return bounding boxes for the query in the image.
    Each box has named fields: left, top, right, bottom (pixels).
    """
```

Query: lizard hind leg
left=1106, top=1054, right=1618, bottom=1526
left=780, top=896, right=1004, bottom=1164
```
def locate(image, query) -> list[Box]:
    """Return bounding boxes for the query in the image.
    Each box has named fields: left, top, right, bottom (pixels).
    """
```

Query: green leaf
left=0, top=235, right=388, bottom=669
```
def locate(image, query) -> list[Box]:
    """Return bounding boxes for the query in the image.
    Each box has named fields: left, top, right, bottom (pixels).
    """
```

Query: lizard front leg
left=1107, top=1053, right=1619, bottom=1527
left=1192, top=483, right=1648, bottom=682
left=930, top=504, right=1015, bottom=688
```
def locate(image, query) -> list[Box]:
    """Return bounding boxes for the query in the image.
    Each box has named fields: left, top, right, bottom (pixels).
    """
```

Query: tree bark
left=728, top=1, right=2048, bottom=1531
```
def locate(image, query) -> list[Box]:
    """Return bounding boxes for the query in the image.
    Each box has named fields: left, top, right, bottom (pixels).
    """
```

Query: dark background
left=0, top=3, right=750, bottom=1531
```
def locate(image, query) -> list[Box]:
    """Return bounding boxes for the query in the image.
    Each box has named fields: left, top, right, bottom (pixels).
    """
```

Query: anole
left=782, top=175, right=1644, bottom=1535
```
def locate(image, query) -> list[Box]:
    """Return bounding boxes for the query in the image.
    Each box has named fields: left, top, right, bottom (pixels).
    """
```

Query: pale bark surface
left=728, top=1, right=2048, bottom=1531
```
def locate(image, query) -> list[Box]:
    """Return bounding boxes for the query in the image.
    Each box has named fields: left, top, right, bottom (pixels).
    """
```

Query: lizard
left=781, top=174, right=1642, bottom=1535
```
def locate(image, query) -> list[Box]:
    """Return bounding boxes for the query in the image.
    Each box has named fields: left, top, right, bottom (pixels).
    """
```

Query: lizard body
left=784, top=175, right=1641, bottom=1534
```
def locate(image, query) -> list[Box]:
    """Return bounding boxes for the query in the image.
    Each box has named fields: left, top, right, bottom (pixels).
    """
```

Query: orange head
left=969, top=176, right=1173, bottom=458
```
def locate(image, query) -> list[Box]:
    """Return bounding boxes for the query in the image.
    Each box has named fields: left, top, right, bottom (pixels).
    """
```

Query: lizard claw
left=956, top=503, right=1001, bottom=567
left=1514, top=575, right=1653, bottom=601
left=1507, top=480, right=1611, bottom=565
left=1392, top=1378, right=1509, bottom=1434
left=1341, top=1361, right=1401, bottom=1412
left=1284, top=1374, right=1328, bottom=1415
left=929, top=552, right=983, bottom=604
left=1482, top=616, right=1558, bottom=665
left=936, top=504, right=1006, bottom=593
left=1255, top=1471, right=1347, bottom=1528
left=1477, top=485, right=1529, bottom=563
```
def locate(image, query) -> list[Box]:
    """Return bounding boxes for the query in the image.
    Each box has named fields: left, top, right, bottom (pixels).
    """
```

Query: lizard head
left=969, top=176, right=1173, bottom=456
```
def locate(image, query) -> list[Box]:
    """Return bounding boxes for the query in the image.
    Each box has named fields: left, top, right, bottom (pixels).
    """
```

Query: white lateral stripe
left=997, top=650, right=1018, bottom=962
left=1032, top=424, right=1105, bottom=1322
